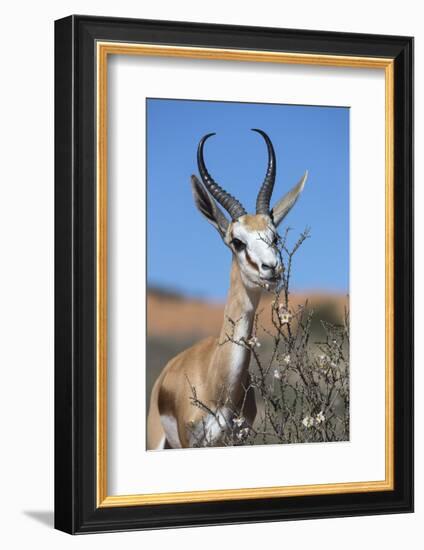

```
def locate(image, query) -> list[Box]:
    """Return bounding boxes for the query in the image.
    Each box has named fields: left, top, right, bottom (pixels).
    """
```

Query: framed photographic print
left=54, top=15, right=414, bottom=534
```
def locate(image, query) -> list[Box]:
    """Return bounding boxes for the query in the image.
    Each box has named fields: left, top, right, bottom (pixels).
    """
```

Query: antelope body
left=147, top=129, right=308, bottom=449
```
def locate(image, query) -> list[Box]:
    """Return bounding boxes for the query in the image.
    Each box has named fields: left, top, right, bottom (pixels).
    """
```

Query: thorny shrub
left=188, top=228, right=350, bottom=447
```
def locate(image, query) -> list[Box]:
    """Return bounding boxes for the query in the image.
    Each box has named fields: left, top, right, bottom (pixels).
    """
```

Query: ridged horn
left=197, top=133, right=247, bottom=220
left=252, top=129, right=276, bottom=215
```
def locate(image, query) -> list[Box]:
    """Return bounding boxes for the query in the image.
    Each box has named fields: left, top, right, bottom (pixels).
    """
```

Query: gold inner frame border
left=96, top=42, right=395, bottom=508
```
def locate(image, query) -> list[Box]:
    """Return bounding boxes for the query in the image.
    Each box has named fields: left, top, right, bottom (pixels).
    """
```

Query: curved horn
left=197, top=133, right=247, bottom=220
left=252, top=129, right=276, bottom=215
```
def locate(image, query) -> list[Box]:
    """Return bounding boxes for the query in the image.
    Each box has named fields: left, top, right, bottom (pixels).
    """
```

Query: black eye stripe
left=231, top=238, right=246, bottom=251
left=245, top=249, right=259, bottom=272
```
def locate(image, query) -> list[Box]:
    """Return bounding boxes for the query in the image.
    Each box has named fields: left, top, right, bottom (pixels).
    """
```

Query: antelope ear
left=271, top=171, right=308, bottom=227
left=190, top=175, right=229, bottom=237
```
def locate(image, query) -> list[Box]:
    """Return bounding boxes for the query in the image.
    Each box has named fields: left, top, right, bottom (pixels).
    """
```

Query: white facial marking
left=230, top=215, right=282, bottom=288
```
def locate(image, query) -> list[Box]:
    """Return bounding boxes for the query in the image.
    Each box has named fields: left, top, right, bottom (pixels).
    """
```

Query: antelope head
left=191, top=129, right=308, bottom=291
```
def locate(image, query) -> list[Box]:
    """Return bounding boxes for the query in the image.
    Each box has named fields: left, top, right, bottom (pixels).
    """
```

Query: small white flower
left=278, top=306, right=293, bottom=324
left=233, top=416, right=245, bottom=428
left=317, top=354, right=328, bottom=368
left=283, top=354, right=291, bottom=365
left=247, top=336, right=261, bottom=348
left=330, top=361, right=337, bottom=369
left=315, top=411, right=326, bottom=425
left=273, top=368, right=282, bottom=380
left=237, top=427, right=250, bottom=440
left=302, top=416, right=314, bottom=428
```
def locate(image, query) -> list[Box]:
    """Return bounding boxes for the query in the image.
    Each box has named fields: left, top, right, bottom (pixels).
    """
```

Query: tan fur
left=147, top=259, right=260, bottom=449
left=146, top=370, right=167, bottom=449
left=148, top=144, right=307, bottom=449
left=238, top=214, right=270, bottom=231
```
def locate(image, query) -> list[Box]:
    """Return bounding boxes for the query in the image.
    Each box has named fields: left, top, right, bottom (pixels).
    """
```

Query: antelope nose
left=261, top=262, right=277, bottom=272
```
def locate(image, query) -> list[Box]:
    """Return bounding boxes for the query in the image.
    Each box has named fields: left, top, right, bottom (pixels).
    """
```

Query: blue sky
left=147, top=98, right=349, bottom=301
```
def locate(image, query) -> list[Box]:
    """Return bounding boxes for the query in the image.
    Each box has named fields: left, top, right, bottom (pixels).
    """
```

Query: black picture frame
left=55, top=15, right=414, bottom=534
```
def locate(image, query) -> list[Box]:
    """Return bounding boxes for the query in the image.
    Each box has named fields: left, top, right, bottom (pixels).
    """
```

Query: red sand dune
left=147, top=289, right=348, bottom=338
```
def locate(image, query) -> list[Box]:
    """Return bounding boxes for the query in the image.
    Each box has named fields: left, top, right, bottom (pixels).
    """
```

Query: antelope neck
left=219, top=258, right=261, bottom=345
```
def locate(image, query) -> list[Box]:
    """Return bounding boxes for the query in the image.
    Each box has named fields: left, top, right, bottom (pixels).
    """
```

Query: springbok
left=147, top=129, right=308, bottom=449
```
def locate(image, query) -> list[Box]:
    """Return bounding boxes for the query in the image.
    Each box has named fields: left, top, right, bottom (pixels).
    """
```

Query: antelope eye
left=232, top=238, right=246, bottom=252
left=272, top=234, right=279, bottom=245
